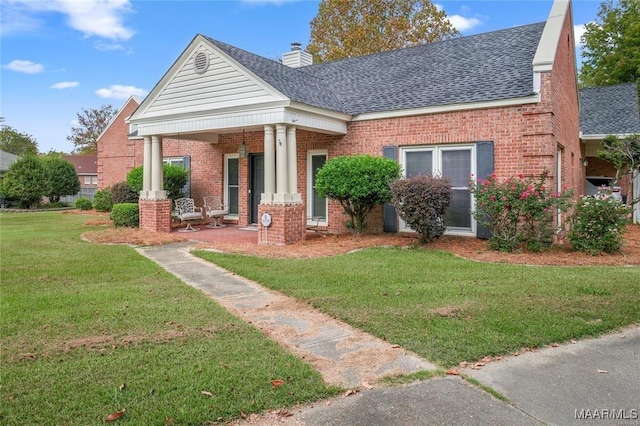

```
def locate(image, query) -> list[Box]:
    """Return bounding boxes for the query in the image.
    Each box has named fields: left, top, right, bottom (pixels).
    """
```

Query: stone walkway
left=137, top=241, right=436, bottom=388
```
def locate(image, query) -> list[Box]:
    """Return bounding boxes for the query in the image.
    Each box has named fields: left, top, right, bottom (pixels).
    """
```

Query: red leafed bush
left=391, top=175, right=452, bottom=243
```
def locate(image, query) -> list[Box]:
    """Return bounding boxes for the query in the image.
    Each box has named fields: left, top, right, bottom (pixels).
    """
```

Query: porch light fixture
left=238, top=130, right=249, bottom=158
left=582, top=158, right=588, bottom=167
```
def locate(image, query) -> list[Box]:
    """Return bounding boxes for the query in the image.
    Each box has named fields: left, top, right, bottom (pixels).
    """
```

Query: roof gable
left=580, top=83, right=640, bottom=136
left=131, top=36, right=288, bottom=121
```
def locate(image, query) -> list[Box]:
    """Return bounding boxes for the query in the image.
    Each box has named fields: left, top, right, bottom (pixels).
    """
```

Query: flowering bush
left=568, top=195, right=630, bottom=254
left=390, top=175, right=452, bottom=243
left=470, top=171, right=572, bottom=252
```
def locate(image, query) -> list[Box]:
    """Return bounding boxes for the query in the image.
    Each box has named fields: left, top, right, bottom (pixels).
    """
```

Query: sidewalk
left=138, top=242, right=640, bottom=425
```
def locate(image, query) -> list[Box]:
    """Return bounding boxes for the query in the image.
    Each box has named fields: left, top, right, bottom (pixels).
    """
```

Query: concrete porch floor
left=171, top=223, right=260, bottom=244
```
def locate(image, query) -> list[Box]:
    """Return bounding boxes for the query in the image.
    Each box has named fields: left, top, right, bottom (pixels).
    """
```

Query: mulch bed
left=75, top=209, right=640, bottom=266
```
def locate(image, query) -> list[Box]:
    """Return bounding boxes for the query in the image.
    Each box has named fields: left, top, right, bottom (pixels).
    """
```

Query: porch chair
left=174, top=198, right=204, bottom=232
left=203, top=195, right=229, bottom=228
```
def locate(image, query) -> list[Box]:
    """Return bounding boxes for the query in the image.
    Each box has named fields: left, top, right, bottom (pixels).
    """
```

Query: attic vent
left=193, top=51, right=209, bottom=74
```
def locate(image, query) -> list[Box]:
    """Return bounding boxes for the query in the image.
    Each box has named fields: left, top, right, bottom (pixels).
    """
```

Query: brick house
left=579, top=83, right=640, bottom=219
left=107, top=0, right=586, bottom=244
left=62, top=155, right=98, bottom=201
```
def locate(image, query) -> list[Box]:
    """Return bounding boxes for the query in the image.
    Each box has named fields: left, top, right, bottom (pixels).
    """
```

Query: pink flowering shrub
left=470, top=171, right=573, bottom=252
left=568, top=194, right=630, bottom=254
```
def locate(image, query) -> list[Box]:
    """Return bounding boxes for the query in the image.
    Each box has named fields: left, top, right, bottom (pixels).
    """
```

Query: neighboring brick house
left=0, top=150, right=20, bottom=208
left=111, top=0, right=585, bottom=244
left=63, top=155, right=98, bottom=200
left=579, top=83, right=640, bottom=213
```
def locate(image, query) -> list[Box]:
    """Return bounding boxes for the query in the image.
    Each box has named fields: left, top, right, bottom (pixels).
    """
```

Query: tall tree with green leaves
left=579, top=0, right=640, bottom=87
left=41, top=156, right=81, bottom=203
left=67, top=105, right=116, bottom=155
left=307, top=0, right=459, bottom=63
left=0, top=118, right=39, bottom=155
left=0, top=153, right=45, bottom=208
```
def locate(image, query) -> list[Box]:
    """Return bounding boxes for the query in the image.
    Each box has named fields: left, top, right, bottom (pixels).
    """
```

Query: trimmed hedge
left=110, top=203, right=140, bottom=228
left=93, top=188, right=114, bottom=212
left=75, top=198, right=93, bottom=210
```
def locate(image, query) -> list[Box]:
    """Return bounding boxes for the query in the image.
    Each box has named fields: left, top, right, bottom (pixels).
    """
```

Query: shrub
left=111, top=181, right=138, bottom=204
left=93, top=188, right=114, bottom=212
left=110, top=203, right=140, bottom=228
left=470, top=171, right=573, bottom=252
left=315, top=155, right=401, bottom=233
left=75, top=197, right=93, bottom=210
left=127, top=164, right=189, bottom=201
left=568, top=195, right=630, bottom=254
left=390, top=175, right=452, bottom=243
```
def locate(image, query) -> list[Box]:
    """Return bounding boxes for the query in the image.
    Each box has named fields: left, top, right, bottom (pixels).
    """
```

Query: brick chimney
left=282, top=42, right=313, bottom=68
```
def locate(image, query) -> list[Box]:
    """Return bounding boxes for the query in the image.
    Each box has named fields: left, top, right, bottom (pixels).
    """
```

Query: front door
left=249, top=153, right=264, bottom=224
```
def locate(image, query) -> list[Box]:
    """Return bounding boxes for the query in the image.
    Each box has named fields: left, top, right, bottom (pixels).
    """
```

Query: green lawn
left=195, top=245, right=640, bottom=367
left=0, top=212, right=338, bottom=425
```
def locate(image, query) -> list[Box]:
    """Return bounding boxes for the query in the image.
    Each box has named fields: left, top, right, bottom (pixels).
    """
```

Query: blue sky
left=1, top=0, right=601, bottom=154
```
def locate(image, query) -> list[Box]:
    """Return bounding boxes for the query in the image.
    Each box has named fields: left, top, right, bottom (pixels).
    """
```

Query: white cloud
left=574, top=23, right=591, bottom=47
left=5, top=0, right=135, bottom=41
left=70, top=119, right=79, bottom=127
left=51, top=81, right=79, bottom=89
left=0, top=6, right=41, bottom=36
left=94, top=41, right=125, bottom=51
left=448, top=14, right=482, bottom=32
left=3, top=59, right=44, bottom=74
left=96, top=84, right=147, bottom=99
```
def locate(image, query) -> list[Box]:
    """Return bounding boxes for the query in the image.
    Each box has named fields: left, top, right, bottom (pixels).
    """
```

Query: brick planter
left=258, top=203, right=305, bottom=245
left=139, top=199, right=172, bottom=233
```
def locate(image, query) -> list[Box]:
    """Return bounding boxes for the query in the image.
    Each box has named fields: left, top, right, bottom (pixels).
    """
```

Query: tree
left=0, top=154, right=45, bottom=208
left=307, top=0, right=459, bottom=63
left=315, top=154, right=401, bottom=233
left=0, top=118, right=39, bottom=155
left=579, top=0, right=640, bottom=87
left=597, top=133, right=640, bottom=204
left=67, top=105, right=116, bottom=154
left=41, top=156, right=80, bottom=203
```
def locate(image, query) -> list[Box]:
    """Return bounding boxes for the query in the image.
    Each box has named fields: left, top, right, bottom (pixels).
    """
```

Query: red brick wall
left=97, top=99, right=138, bottom=189
left=549, top=2, right=582, bottom=199
left=139, top=199, right=172, bottom=232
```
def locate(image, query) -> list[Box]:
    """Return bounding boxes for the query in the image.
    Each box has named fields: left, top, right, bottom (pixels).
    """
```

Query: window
left=163, top=156, right=190, bottom=197
left=91, top=176, right=98, bottom=184
left=225, top=155, right=239, bottom=216
left=307, top=150, right=328, bottom=224
left=401, top=145, right=475, bottom=234
left=163, top=157, right=185, bottom=168
left=84, top=176, right=91, bottom=185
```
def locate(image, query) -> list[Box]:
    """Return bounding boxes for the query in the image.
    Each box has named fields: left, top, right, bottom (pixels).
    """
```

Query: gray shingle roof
left=205, top=22, right=545, bottom=115
left=0, top=150, right=19, bottom=172
left=579, top=82, right=640, bottom=136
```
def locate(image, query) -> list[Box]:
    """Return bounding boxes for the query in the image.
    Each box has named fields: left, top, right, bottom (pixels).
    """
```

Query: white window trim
left=399, top=144, right=477, bottom=236
left=224, top=153, right=239, bottom=219
left=307, top=149, right=328, bottom=227
left=163, top=156, right=184, bottom=166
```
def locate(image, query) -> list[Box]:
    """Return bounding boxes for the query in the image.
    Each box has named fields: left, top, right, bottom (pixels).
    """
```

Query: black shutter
left=182, top=156, right=191, bottom=198
left=383, top=145, right=398, bottom=233
left=475, top=142, right=494, bottom=239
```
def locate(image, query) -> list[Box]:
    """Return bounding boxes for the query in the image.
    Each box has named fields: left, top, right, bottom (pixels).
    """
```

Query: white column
left=142, top=136, right=152, bottom=198
left=274, top=124, right=290, bottom=203
left=287, top=126, right=301, bottom=202
left=150, top=135, right=166, bottom=200
left=262, top=125, right=275, bottom=203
